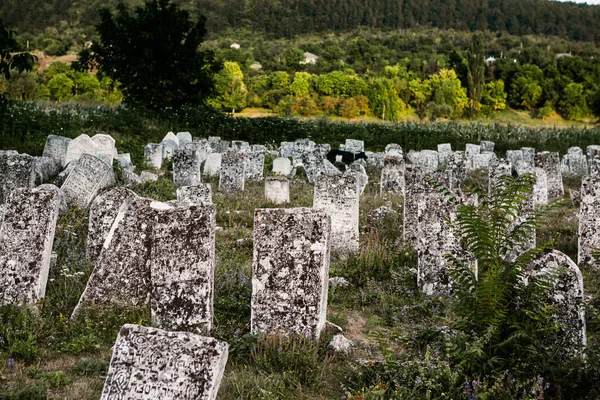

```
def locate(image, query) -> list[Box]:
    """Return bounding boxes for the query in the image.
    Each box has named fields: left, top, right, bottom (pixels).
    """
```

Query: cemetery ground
left=1, top=162, right=600, bottom=399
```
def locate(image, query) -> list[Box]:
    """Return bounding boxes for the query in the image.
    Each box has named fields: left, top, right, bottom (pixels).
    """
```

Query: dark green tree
left=77, top=0, right=221, bottom=110
left=467, top=32, right=485, bottom=116
left=0, top=20, right=36, bottom=80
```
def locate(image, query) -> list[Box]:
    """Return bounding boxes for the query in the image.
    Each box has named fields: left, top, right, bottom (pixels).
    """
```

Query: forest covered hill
left=3, top=0, right=600, bottom=44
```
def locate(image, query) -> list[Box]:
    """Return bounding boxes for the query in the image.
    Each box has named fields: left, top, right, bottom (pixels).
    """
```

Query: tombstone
left=385, top=143, right=403, bottom=156
left=279, top=142, right=294, bottom=158
left=0, top=188, right=60, bottom=305
left=87, top=188, right=140, bottom=264
left=535, top=152, right=563, bottom=198
left=33, top=156, right=61, bottom=186
left=251, top=208, right=331, bottom=338
left=231, top=140, right=251, bottom=154
left=0, top=151, right=37, bottom=204
left=204, top=153, right=222, bottom=177
left=313, top=174, right=359, bottom=253
left=465, top=143, right=480, bottom=161
left=101, top=324, right=228, bottom=400
left=64, top=134, right=101, bottom=166
left=365, top=151, right=384, bottom=168
left=522, top=147, right=536, bottom=166
left=317, top=144, right=331, bottom=158
left=437, top=143, right=452, bottom=167
left=150, top=205, right=216, bottom=334
left=208, top=140, right=229, bottom=154
left=578, top=175, right=600, bottom=269
left=586, top=145, right=600, bottom=163
left=117, top=153, right=135, bottom=172
left=480, top=140, right=495, bottom=153
left=177, top=184, right=213, bottom=206
left=42, top=135, right=72, bottom=168
left=219, top=153, right=246, bottom=193
left=344, top=139, right=364, bottom=153
left=144, top=143, right=164, bottom=170
left=528, top=250, right=586, bottom=352
left=265, top=177, right=290, bottom=204
left=208, top=136, right=221, bottom=143
left=445, top=151, right=467, bottom=192
left=37, top=184, right=67, bottom=215
left=506, top=150, right=524, bottom=173
left=53, top=161, right=76, bottom=188
left=561, top=147, right=588, bottom=177
left=588, top=145, right=600, bottom=174
left=173, top=148, right=202, bottom=188
left=488, top=159, right=512, bottom=197
left=91, top=134, right=117, bottom=164
left=176, top=131, right=193, bottom=147
left=403, top=165, right=422, bottom=248
left=245, top=145, right=266, bottom=181
left=272, top=157, right=292, bottom=175
left=61, top=154, right=114, bottom=208
left=141, top=170, right=159, bottom=182
left=470, top=152, right=497, bottom=171
left=163, top=132, right=180, bottom=147
left=533, top=168, right=549, bottom=206
left=346, top=163, right=369, bottom=195
left=162, top=140, right=179, bottom=160
left=184, top=141, right=211, bottom=165
left=72, top=197, right=154, bottom=317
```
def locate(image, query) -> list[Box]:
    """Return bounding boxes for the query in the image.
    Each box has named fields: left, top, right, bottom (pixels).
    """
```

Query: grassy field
left=0, top=162, right=599, bottom=399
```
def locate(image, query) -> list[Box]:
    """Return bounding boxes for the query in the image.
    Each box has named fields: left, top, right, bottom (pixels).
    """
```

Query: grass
left=1, top=155, right=599, bottom=399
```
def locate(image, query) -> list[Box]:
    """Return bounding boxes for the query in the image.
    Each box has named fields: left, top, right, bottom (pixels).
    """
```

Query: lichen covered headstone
left=101, top=324, right=228, bottom=400
left=42, top=135, right=72, bottom=169
left=219, top=153, right=245, bottom=193
left=578, top=174, right=600, bottom=269
left=173, top=148, right=202, bottom=188
left=177, top=184, right=213, bottom=206
left=0, top=188, right=60, bottom=305
left=61, top=154, right=114, bottom=208
left=251, top=208, right=331, bottom=338
left=313, top=174, right=359, bottom=253
left=535, top=152, right=563, bottom=198
left=0, top=151, right=36, bottom=204
left=380, top=156, right=405, bottom=195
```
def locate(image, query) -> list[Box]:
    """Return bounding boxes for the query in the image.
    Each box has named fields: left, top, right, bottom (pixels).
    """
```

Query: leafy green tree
left=511, top=76, right=542, bottom=110
left=47, top=73, right=74, bottom=102
left=446, top=174, right=564, bottom=376
left=426, top=69, right=468, bottom=117
left=0, top=71, right=37, bottom=100
left=213, top=61, right=247, bottom=114
left=467, top=32, right=485, bottom=116
left=0, top=20, right=36, bottom=80
left=77, top=0, right=221, bottom=110
left=283, top=47, right=305, bottom=71
left=368, top=77, right=404, bottom=121
left=289, top=72, right=312, bottom=97
left=560, top=82, right=588, bottom=120
left=481, top=80, right=507, bottom=112
left=270, top=71, right=290, bottom=91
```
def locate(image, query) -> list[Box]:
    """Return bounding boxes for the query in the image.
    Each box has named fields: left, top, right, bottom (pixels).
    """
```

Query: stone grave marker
left=535, top=152, right=563, bottom=198
left=219, top=153, right=246, bottom=192
left=144, top=143, right=164, bottom=170
left=578, top=174, right=600, bottom=269
left=173, top=148, right=202, bottom=188
left=533, top=167, right=549, bottom=206
left=380, top=156, right=405, bottom=195
left=480, top=140, right=495, bottom=153
left=313, top=174, right=359, bottom=253
left=204, top=153, right=222, bottom=177
left=64, top=134, right=101, bottom=166
left=0, top=151, right=36, bottom=204
left=42, top=135, right=72, bottom=168
left=344, top=139, right=364, bottom=153
left=61, top=154, right=114, bottom=208
left=177, top=184, right=213, bottom=206
left=251, top=208, right=331, bottom=338
left=265, top=177, right=290, bottom=204
left=91, top=134, right=117, bottom=164
left=272, top=157, right=292, bottom=175
left=0, top=188, right=60, bottom=305
left=245, top=145, right=266, bottom=181
left=177, top=131, right=193, bottom=147
left=101, top=324, right=228, bottom=400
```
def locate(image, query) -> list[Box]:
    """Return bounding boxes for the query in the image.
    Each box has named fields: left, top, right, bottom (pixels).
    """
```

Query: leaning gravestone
left=150, top=205, right=216, bottom=334
left=177, top=184, right=213, bottom=206
left=34, top=156, right=61, bottom=185
left=0, top=151, right=36, bottom=204
left=578, top=174, right=600, bottom=269
left=313, top=174, right=359, bottom=253
left=101, top=324, right=228, bottom=400
left=204, top=153, right=222, bottom=177
left=144, top=143, right=164, bottom=170
left=219, top=153, right=246, bottom=193
left=535, top=152, right=563, bottom=198
left=61, top=154, right=114, bottom=208
left=42, top=135, right=72, bottom=168
left=64, top=134, right=102, bottom=166
left=251, top=208, right=331, bottom=338
left=265, top=177, right=290, bottom=204
left=91, top=134, right=117, bottom=164
left=184, top=141, right=211, bottom=165
left=72, top=197, right=154, bottom=317
left=0, top=188, right=60, bottom=305
left=272, top=157, right=292, bottom=175
left=86, top=187, right=140, bottom=264
left=173, top=148, right=202, bottom=188
left=380, top=156, right=405, bottom=195
left=528, top=250, right=586, bottom=352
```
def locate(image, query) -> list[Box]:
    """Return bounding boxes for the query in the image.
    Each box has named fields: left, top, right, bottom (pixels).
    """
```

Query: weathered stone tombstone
left=346, top=162, right=369, bottom=195
left=480, top=140, right=495, bottom=153
left=528, top=250, right=586, bottom=352
left=73, top=197, right=154, bottom=317
left=578, top=174, right=600, bottom=269
left=0, top=188, right=60, bottom=305
left=488, top=158, right=512, bottom=197
left=404, top=164, right=422, bottom=248
left=251, top=208, right=331, bottom=338
left=313, top=174, right=359, bottom=253
left=470, top=152, right=497, bottom=171
left=42, top=135, right=72, bottom=168
left=533, top=167, right=549, bottom=206
left=91, top=134, right=117, bottom=164
left=144, top=143, right=164, bottom=170
left=535, top=152, right=563, bottom=198
left=173, top=148, right=202, bottom=188
left=150, top=205, right=216, bottom=334
left=176, top=131, right=193, bottom=147
left=117, top=153, right=134, bottom=171
left=465, top=143, right=480, bottom=161
left=0, top=151, right=36, bottom=204
left=245, top=145, right=266, bottom=181
left=219, top=153, right=246, bottom=193
left=87, top=187, right=140, bottom=264
left=61, top=154, right=114, bottom=208
left=272, top=157, right=292, bottom=175
left=561, top=147, right=588, bottom=177
left=204, top=153, right=222, bottom=177
left=101, top=324, right=228, bottom=400
left=343, top=139, right=364, bottom=153
left=265, top=177, right=290, bottom=204
left=64, top=134, right=101, bottom=166
left=445, top=151, right=467, bottom=192
left=140, top=170, right=159, bottom=182
left=161, top=139, right=179, bottom=160
left=380, top=156, right=405, bottom=195
left=437, top=143, right=452, bottom=167
left=231, top=140, right=250, bottom=154
left=163, top=132, right=180, bottom=147
left=177, top=184, right=213, bottom=206
left=184, top=141, right=211, bottom=165
left=32, top=156, right=61, bottom=186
